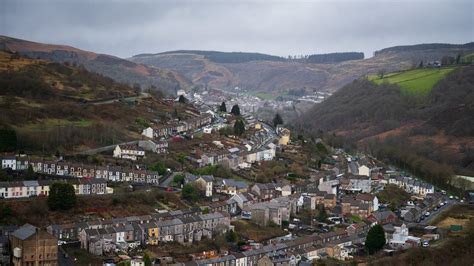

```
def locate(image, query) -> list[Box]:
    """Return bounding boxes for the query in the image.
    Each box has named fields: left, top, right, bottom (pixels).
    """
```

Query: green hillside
left=369, top=67, right=456, bottom=96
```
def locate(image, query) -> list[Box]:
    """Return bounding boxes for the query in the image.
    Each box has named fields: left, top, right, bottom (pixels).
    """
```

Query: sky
left=0, top=0, right=473, bottom=59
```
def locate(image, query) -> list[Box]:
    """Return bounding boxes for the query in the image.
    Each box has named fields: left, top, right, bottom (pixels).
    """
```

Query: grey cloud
left=0, top=0, right=472, bottom=58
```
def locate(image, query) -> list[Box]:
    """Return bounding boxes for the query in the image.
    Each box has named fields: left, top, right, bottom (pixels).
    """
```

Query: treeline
left=374, top=42, right=474, bottom=55
left=154, top=50, right=286, bottom=63
left=305, top=52, right=364, bottom=64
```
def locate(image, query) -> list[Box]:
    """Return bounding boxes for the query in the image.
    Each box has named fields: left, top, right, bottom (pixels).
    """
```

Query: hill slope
left=130, top=43, right=474, bottom=95
left=0, top=36, right=191, bottom=95
left=369, top=67, right=456, bottom=96
left=295, top=66, right=474, bottom=179
left=0, top=50, right=196, bottom=153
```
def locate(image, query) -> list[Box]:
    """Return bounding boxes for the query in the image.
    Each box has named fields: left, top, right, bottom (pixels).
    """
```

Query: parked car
left=425, top=212, right=430, bottom=217
left=422, top=241, right=429, bottom=247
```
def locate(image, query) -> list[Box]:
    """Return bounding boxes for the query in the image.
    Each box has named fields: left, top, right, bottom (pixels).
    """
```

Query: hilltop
left=294, top=66, right=474, bottom=180
left=0, top=36, right=191, bottom=95
left=130, top=43, right=474, bottom=96
left=0, top=50, right=197, bottom=154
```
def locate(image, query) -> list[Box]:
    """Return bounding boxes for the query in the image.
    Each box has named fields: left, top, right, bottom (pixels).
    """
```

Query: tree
left=273, top=113, right=284, bottom=127
left=25, top=165, right=36, bottom=180
left=173, top=174, right=185, bottom=185
left=47, top=183, right=76, bottom=211
left=144, top=253, right=152, bottom=266
left=316, top=204, right=328, bottom=222
left=178, top=95, right=187, bottom=103
left=202, top=207, right=210, bottom=214
left=181, top=183, right=200, bottom=201
left=365, top=224, right=386, bottom=254
left=150, top=162, right=167, bottom=175
left=0, top=128, right=17, bottom=152
left=219, top=101, right=227, bottom=112
left=177, top=153, right=187, bottom=169
left=226, top=230, right=238, bottom=243
left=377, top=69, right=385, bottom=79
left=0, top=169, right=12, bottom=182
left=456, top=54, right=462, bottom=64
left=233, top=119, right=245, bottom=136
left=418, top=60, right=424, bottom=68
left=230, top=104, right=240, bottom=116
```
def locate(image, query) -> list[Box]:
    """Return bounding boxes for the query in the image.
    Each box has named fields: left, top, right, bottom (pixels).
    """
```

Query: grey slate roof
left=11, top=224, right=37, bottom=240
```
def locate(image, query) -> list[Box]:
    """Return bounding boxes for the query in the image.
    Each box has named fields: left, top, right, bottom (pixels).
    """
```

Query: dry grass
left=232, top=220, right=286, bottom=242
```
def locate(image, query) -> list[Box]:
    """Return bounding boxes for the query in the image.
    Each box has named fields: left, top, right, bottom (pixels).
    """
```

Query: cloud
left=0, top=0, right=472, bottom=58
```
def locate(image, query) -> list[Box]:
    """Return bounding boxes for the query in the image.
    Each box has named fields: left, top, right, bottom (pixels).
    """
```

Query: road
left=58, top=246, right=75, bottom=266
left=159, top=172, right=178, bottom=188
left=420, top=199, right=457, bottom=225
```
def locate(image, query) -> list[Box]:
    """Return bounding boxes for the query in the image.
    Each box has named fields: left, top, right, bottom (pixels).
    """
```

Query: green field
left=369, top=67, right=456, bottom=96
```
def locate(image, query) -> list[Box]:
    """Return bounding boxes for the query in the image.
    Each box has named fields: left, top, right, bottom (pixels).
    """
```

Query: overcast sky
left=1, top=0, right=472, bottom=58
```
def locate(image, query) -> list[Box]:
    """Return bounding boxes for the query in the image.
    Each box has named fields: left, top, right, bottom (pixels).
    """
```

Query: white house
left=141, top=127, right=154, bottom=139
left=358, top=165, right=370, bottom=177
left=1, top=154, right=16, bottom=170
left=113, top=144, right=145, bottom=161
left=389, top=224, right=421, bottom=249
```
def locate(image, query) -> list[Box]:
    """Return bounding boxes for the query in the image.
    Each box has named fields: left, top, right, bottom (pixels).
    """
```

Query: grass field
left=369, top=67, right=456, bottom=96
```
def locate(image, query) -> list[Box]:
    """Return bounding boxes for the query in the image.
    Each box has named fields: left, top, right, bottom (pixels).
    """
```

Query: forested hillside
left=294, top=66, right=474, bottom=187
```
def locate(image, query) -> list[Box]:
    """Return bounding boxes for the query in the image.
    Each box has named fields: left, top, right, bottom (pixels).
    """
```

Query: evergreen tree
left=47, top=183, right=76, bottom=211
left=230, top=104, right=240, bottom=116
left=273, top=113, right=284, bottom=127
left=178, top=95, right=187, bottom=103
left=219, top=101, right=227, bottom=112
left=233, top=119, right=245, bottom=136
left=365, top=224, right=386, bottom=254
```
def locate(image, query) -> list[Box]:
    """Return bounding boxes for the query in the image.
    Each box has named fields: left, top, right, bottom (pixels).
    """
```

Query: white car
left=422, top=241, right=429, bottom=247
left=425, top=212, right=430, bottom=217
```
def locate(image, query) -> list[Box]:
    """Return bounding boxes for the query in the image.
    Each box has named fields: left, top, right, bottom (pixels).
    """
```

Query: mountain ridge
left=0, top=35, right=191, bottom=95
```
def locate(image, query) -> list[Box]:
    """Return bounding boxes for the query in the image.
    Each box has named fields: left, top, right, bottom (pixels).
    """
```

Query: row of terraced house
left=1, top=154, right=161, bottom=184
left=47, top=209, right=230, bottom=256
left=0, top=178, right=109, bottom=199
left=141, top=113, right=213, bottom=138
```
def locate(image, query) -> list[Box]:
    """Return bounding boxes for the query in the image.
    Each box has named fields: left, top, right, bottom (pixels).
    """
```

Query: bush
left=181, top=183, right=200, bottom=201
left=47, top=183, right=76, bottom=211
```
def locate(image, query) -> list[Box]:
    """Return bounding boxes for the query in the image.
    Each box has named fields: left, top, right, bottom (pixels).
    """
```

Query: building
left=185, top=174, right=214, bottom=197
left=250, top=183, right=281, bottom=201
left=10, top=224, right=58, bottom=266
left=216, top=179, right=248, bottom=195
left=1, top=153, right=16, bottom=170
left=277, top=126, right=291, bottom=146
left=113, top=144, right=145, bottom=161
left=389, top=224, right=421, bottom=250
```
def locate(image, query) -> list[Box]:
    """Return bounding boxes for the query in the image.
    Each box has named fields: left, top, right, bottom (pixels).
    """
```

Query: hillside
left=0, top=50, right=196, bottom=154
left=130, top=43, right=474, bottom=96
left=295, top=66, right=474, bottom=181
left=0, top=36, right=191, bottom=95
left=369, top=67, right=456, bottom=96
